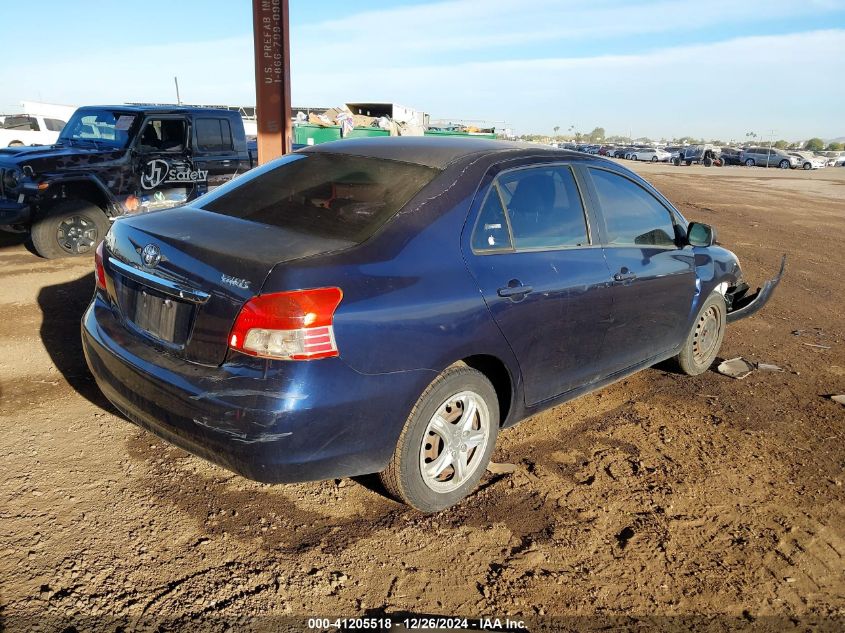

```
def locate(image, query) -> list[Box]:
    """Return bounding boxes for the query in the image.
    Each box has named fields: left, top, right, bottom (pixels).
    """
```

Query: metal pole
left=252, top=0, right=292, bottom=164
left=174, top=77, right=181, bottom=105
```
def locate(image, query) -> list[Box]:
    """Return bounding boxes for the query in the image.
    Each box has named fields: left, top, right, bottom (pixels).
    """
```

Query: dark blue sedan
left=82, top=137, right=782, bottom=512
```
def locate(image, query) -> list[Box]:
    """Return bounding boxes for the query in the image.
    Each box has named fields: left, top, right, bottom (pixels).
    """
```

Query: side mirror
left=687, top=222, right=716, bottom=247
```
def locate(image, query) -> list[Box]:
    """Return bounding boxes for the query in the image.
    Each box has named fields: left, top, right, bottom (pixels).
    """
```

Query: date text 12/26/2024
left=307, top=616, right=527, bottom=630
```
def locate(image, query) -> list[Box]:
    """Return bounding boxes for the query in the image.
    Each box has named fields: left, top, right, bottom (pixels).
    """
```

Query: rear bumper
left=726, top=255, right=786, bottom=323
left=82, top=297, right=434, bottom=483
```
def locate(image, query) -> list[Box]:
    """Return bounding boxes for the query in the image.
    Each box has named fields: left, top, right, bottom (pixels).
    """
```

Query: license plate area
left=115, top=274, right=195, bottom=346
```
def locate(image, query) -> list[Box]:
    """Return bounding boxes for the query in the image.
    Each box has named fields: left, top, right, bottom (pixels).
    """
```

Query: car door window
left=498, top=166, right=589, bottom=249
left=44, top=118, right=66, bottom=132
left=139, top=119, right=186, bottom=153
left=588, top=168, right=677, bottom=248
left=196, top=118, right=234, bottom=152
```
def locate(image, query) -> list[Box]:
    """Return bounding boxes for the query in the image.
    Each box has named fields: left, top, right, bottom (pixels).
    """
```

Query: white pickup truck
left=0, top=114, right=67, bottom=147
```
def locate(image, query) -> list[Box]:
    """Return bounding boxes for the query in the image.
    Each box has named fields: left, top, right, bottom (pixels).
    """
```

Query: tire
left=8, top=140, right=24, bottom=147
left=779, top=160, right=790, bottom=169
left=703, top=157, right=713, bottom=167
left=30, top=199, right=110, bottom=259
left=674, top=293, right=727, bottom=376
left=803, top=162, right=811, bottom=170
left=651, top=156, right=658, bottom=162
left=685, top=160, right=692, bottom=166
left=672, top=157, right=680, bottom=166
left=745, top=158, right=755, bottom=167
left=379, top=364, right=499, bottom=513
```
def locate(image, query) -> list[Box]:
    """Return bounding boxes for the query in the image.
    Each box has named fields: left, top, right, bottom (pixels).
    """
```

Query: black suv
left=0, top=105, right=255, bottom=258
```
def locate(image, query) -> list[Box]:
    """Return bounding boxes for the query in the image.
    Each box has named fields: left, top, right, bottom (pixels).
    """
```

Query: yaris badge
left=141, top=244, right=161, bottom=268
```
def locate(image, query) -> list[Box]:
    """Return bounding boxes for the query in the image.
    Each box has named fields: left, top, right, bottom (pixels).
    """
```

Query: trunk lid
left=105, top=206, right=354, bottom=365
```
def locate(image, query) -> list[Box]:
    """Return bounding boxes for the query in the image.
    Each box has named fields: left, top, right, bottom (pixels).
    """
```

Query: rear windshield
left=199, top=153, right=440, bottom=242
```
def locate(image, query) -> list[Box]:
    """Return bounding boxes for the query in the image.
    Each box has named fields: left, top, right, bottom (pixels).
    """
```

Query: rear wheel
left=803, top=162, right=811, bottom=170
left=651, top=156, right=658, bottom=162
left=380, top=364, right=499, bottom=513
left=31, top=199, right=110, bottom=259
left=675, top=293, right=727, bottom=376
left=8, top=140, right=24, bottom=147
left=703, top=157, right=713, bottom=167
left=779, top=159, right=790, bottom=169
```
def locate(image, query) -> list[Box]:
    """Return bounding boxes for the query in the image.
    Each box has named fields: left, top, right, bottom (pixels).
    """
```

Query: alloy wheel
left=419, top=391, right=491, bottom=493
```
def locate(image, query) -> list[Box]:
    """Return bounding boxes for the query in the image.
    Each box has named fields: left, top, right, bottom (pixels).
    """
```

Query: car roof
left=300, top=136, right=574, bottom=169
left=75, top=105, right=238, bottom=116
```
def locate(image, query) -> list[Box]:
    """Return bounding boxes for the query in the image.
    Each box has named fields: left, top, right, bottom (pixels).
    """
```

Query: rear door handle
left=613, top=270, right=637, bottom=282
left=497, top=281, right=533, bottom=299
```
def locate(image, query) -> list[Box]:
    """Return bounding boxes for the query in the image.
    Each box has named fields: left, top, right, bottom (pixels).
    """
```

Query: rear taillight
left=228, top=287, right=343, bottom=360
left=95, top=241, right=106, bottom=291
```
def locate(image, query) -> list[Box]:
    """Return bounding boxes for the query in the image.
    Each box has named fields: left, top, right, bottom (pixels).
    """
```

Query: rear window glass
left=200, top=153, right=440, bottom=242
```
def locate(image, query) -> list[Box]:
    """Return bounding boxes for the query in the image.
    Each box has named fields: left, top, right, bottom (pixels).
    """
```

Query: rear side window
left=588, top=168, right=677, bottom=248
left=45, top=118, right=66, bottom=132
left=196, top=118, right=234, bottom=152
left=200, top=153, right=440, bottom=242
left=472, top=188, right=511, bottom=251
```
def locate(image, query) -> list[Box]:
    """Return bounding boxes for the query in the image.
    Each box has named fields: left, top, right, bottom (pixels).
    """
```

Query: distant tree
left=827, top=142, right=844, bottom=151
left=773, top=140, right=789, bottom=149
left=588, top=127, right=605, bottom=142
left=804, top=138, right=825, bottom=151
left=553, top=126, right=560, bottom=137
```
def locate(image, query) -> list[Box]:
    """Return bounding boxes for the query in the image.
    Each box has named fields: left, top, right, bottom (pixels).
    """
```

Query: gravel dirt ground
left=1, top=162, right=844, bottom=632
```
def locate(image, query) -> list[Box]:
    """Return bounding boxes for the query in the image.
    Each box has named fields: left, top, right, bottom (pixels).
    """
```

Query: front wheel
left=651, top=156, right=658, bottom=162
left=803, top=162, right=811, bottom=170
left=674, top=293, right=727, bottom=376
left=779, top=159, right=790, bottom=169
left=31, top=199, right=110, bottom=259
left=379, top=364, right=499, bottom=513
left=745, top=158, right=755, bottom=167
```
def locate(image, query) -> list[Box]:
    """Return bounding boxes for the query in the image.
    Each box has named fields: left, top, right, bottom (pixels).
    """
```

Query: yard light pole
left=252, top=0, right=292, bottom=164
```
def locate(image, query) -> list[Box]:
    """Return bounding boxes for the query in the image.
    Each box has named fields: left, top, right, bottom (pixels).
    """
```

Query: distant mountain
left=826, top=136, right=845, bottom=143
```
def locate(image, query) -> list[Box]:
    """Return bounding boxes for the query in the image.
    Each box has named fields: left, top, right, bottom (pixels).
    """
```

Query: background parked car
left=814, top=150, right=845, bottom=167
left=630, top=147, right=672, bottom=162
left=740, top=147, right=798, bottom=169
left=672, top=145, right=722, bottom=166
left=789, top=151, right=827, bottom=170
left=0, top=114, right=66, bottom=147
left=720, top=147, right=743, bottom=166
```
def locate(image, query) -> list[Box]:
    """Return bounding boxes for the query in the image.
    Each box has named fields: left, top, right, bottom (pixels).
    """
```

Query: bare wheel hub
left=692, top=305, right=721, bottom=364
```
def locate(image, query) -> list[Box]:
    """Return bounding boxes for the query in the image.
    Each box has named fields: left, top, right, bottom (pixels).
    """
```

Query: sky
left=1, top=0, right=843, bottom=141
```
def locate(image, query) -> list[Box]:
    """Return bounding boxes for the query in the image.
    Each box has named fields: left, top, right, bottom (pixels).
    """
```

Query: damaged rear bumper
left=81, top=297, right=434, bottom=483
left=726, top=255, right=786, bottom=323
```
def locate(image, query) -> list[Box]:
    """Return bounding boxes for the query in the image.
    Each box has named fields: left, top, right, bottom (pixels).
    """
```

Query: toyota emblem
left=141, top=244, right=161, bottom=268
